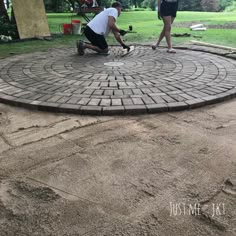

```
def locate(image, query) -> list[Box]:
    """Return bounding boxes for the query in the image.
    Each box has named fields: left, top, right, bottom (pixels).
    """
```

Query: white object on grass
left=192, top=27, right=207, bottom=31
left=190, top=24, right=204, bottom=29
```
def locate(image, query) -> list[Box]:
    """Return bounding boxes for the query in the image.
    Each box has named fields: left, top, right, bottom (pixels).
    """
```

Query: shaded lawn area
left=0, top=11, right=236, bottom=58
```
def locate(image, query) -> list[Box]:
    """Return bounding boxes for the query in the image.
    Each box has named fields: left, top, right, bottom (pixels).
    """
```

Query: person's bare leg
left=152, top=16, right=176, bottom=50
left=171, top=16, right=175, bottom=24
left=152, top=28, right=165, bottom=49
left=162, top=16, right=172, bottom=50
left=157, top=29, right=165, bottom=45
left=163, top=16, right=176, bottom=53
left=84, top=43, right=108, bottom=53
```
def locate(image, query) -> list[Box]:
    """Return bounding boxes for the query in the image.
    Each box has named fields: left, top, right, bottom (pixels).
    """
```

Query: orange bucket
left=63, top=24, right=73, bottom=35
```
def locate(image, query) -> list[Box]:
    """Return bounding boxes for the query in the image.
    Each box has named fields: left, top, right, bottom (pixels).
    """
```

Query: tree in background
left=141, top=0, right=156, bottom=10
left=6, top=0, right=10, bottom=9
left=178, top=0, right=202, bottom=11
left=0, top=0, right=18, bottom=39
left=0, top=0, right=10, bottom=22
left=224, top=0, right=236, bottom=11
left=100, top=0, right=113, bottom=7
left=44, top=0, right=65, bottom=12
left=43, top=0, right=236, bottom=12
left=201, top=0, right=220, bottom=12
left=44, top=0, right=116, bottom=12
left=219, top=0, right=234, bottom=11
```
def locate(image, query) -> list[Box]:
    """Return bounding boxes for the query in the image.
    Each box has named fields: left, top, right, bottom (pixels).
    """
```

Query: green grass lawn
left=1, top=11, right=236, bottom=58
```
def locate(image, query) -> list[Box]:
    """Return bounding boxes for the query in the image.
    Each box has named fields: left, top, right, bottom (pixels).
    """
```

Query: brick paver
left=0, top=46, right=236, bottom=115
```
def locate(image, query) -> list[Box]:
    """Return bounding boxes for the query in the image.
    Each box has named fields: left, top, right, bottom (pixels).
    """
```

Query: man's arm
left=108, top=16, right=130, bottom=49
left=113, top=31, right=124, bottom=44
left=108, top=16, right=120, bottom=33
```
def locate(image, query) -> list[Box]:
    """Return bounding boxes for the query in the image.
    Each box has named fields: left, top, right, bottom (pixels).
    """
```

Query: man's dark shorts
left=84, top=26, right=108, bottom=50
left=160, top=0, right=178, bottom=18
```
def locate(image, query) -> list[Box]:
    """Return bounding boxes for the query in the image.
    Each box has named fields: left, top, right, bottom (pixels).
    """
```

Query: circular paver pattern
left=0, top=46, right=236, bottom=115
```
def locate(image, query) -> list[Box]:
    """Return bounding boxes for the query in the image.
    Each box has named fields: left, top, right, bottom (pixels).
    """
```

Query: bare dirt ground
left=0, top=97, right=236, bottom=235
left=0, top=42, right=236, bottom=236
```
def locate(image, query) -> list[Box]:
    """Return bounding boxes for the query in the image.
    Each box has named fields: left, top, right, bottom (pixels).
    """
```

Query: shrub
left=219, top=0, right=234, bottom=11
left=141, top=0, right=156, bottom=10
left=225, top=1, right=236, bottom=11
left=133, top=7, right=149, bottom=11
left=0, top=16, right=19, bottom=40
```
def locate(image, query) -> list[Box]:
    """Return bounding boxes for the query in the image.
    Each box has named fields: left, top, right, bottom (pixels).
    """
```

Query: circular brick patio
left=0, top=46, right=236, bottom=115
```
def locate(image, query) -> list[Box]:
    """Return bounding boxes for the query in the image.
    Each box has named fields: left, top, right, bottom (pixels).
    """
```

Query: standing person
left=152, top=0, right=178, bottom=53
left=77, top=1, right=130, bottom=55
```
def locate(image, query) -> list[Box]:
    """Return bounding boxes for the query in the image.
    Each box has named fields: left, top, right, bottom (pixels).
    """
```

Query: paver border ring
left=0, top=46, right=236, bottom=115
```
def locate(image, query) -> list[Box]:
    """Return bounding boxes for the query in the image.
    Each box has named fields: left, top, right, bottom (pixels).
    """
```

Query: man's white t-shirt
left=87, top=8, right=118, bottom=36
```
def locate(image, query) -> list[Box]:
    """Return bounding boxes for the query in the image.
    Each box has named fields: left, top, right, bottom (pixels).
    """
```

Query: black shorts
left=160, top=0, right=178, bottom=18
left=84, top=26, right=108, bottom=50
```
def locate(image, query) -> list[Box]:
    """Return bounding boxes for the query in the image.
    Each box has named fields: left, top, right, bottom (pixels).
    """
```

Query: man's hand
left=121, top=43, right=130, bottom=51
left=158, top=11, right=162, bottom=20
left=119, top=29, right=127, bottom=36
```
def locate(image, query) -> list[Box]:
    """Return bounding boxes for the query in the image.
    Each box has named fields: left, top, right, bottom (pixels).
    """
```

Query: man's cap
left=112, top=1, right=122, bottom=8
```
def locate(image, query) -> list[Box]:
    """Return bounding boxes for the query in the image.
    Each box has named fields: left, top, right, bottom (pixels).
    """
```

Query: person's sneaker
left=167, top=48, right=176, bottom=53
left=77, top=40, right=84, bottom=56
left=151, top=44, right=158, bottom=50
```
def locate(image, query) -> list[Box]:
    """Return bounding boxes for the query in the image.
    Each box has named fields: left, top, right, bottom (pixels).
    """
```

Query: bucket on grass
left=72, top=20, right=81, bottom=35
left=72, top=20, right=81, bottom=24
left=63, top=24, right=73, bottom=35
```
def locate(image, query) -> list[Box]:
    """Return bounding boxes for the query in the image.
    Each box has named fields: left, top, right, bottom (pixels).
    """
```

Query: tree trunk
left=0, top=0, right=10, bottom=22
left=6, top=0, right=10, bottom=9
left=10, top=6, right=16, bottom=24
